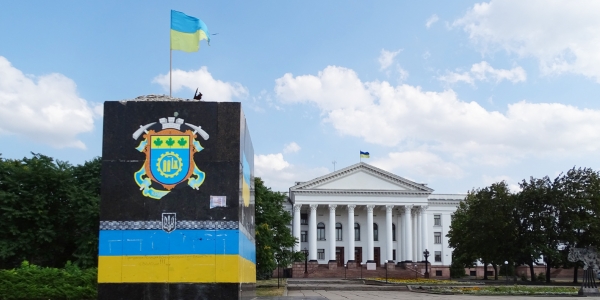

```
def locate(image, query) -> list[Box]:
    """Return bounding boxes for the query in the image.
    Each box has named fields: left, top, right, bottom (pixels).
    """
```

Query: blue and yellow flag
left=170, top=10, right=210, bottom=52
left=360, top=151, right=370, bottom=158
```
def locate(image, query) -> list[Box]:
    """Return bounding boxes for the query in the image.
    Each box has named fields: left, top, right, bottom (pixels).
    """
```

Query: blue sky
left=2, top=1, right=600, bottom=192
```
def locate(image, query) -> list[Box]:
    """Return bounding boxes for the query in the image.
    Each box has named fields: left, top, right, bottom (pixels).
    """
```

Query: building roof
left=290, top=162, right=434, bottom=194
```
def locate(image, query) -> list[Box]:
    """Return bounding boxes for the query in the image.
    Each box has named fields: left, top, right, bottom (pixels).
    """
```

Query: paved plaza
left=283, top=290, right=580, bottom=300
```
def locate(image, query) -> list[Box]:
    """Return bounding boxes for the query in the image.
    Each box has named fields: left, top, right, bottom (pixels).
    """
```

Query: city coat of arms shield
left=132, top=115, right=208, bottom=199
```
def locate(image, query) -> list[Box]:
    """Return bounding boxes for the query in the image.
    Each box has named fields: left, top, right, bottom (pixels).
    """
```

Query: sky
left=2, top=1, right=600, bottom=193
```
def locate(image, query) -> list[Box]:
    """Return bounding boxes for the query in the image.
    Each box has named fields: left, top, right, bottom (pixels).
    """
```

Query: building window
left=336, top=222, right=342, bottom=241
left=354, top=223, right=360, bottom=241
left=393, top=250, right=396, bottom=261
left=434, top=232, right=441, bottom=244
left=373, top=223, right=379, bottom=241
left=317, top=249, right=325, bottom=260
left=392, top=224, right=396, bottom=241
left=470, top=270, right=476, bottom=276
left=435, top=251, right=441, bottom=262
left=301, top=213, right=308, bottom=225
left=301, top=231, right=307, bottom=242
left=317, top=222, right=326, bottom=240
left=434, top=214, right=441, bottom=226
left=486, top=271, right=494, bottom=276
left=436, top=270, right=443, bottom=277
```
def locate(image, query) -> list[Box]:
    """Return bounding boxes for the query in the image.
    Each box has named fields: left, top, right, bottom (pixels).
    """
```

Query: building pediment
left=291, top=162, right=433, bottom=193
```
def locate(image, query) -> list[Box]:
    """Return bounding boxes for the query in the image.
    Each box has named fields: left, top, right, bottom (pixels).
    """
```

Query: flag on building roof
left=170, top=10, right=210, bottom=52
left=360, top=151, right=370, bottom=158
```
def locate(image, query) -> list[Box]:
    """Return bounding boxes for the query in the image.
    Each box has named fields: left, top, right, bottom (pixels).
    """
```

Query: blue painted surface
left=99, top=229, right=255, bottom=263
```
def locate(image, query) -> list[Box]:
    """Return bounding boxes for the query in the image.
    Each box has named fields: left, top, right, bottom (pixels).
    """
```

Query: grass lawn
left=428, top=285, right=579, bottom=295
left=256, top=278, right=286, bottom=297
left=368, top=278, right=463, bottom=284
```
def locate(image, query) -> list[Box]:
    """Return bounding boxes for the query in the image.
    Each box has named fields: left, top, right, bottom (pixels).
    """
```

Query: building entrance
left=336, top=247, right=344, bottom=267
left=355, top=247, right=362, bottom=265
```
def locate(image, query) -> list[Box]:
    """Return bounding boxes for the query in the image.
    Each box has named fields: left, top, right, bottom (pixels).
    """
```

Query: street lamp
left=275, top=253, right=281, bottom=288
left=385, top=260, right=388, bottom=283
left=423, top=249, right=430, bottom=279
left=414, top=263, right=418, bottom=280
left=303, top=248, right=309, bottom=275
left=504, top=261, right=508, bottom=284
left=344, top=264, right=347, bottom=279
left=360, top=262, right=363, bottom=279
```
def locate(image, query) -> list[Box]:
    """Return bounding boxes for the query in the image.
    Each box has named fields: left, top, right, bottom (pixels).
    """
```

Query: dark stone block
left=99, top=283, right=242, bottom=300
left=99, top=100, right=255, bottom=299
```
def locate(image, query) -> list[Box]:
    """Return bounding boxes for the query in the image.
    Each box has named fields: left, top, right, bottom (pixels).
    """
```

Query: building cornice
left=427, top=200, right=463, bottom=206
left=293, top=189, right=432, bottom=196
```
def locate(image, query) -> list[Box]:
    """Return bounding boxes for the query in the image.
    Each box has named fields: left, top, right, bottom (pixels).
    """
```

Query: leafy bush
left=0, top=261, right=97, bottom=299
left=520, top=272, right=528, bottom=281
left=449, top=260, right=466, bottom=278
left=536, top=272, right=545, bottom=282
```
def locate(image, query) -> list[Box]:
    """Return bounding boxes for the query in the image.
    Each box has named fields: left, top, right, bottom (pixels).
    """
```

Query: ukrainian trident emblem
left=132, top=114, right=208, bottom=199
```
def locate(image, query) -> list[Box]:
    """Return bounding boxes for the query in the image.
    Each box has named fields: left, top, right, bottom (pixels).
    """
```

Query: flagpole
left=169, top=49, right=172, bottom=97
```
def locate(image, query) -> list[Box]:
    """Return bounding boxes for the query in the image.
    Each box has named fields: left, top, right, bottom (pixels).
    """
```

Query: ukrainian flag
left=360, top=151, right=370, bottom=158
left=171, top=10, right=210, bottom=52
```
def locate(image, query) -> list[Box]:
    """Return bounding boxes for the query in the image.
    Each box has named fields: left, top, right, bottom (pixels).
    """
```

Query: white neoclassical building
left=287, top=162, right=464, bottom=270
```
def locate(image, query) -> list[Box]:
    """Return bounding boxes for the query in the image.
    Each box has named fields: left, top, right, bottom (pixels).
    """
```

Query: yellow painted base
left=98, top=255, right=256, bottom=283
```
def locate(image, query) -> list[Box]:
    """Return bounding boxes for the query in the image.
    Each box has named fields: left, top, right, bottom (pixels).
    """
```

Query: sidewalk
left=286, top=290, right=580, bottom=300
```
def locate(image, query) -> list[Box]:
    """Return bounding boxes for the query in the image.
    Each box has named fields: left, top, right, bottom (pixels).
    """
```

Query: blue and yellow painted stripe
left=98, top=229, right=255, bottom=283
left=242, top=153, right=251, bottom=207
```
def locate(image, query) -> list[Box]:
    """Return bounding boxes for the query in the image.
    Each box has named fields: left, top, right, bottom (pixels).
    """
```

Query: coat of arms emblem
left=132, top=114, right=209, bottom=199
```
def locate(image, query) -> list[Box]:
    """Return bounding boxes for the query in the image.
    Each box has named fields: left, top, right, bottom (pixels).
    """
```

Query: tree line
left=0, top=153, right=297, bottom=279
left=0, top=154, right=100, bottom=269
left=447, top=167, right=600, bottom=282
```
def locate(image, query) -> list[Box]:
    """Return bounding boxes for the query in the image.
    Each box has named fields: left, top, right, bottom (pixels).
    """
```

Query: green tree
left=69, top=157, right=101, bottom=268
left=447, top=182, right=516, bottom=280
left=254, top=177, right=301, bottom=279
left=0, top=154, right=72, bottom=268
left=0, top=154, right=101, bottom=269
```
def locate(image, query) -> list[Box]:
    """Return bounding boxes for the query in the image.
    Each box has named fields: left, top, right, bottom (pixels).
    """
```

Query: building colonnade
left=292, top=204, right=429, bottom=264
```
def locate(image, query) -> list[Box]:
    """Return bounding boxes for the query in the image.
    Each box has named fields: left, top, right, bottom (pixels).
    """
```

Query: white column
left=412, top=208, right=418, bottom=261
left=416, top=207, right=422, bottom=261
left=347, top=205, right=356, bottom=262
left=404, top=205, right=413, bottom=261
left=366, top=205, right=375, bottom=261
left=421, top=205, right=429, bottom=255
left=397, top=207, right=404, bottom=261
left=328, top=204, right=337, bottom=262
left=293, top=204, right=301, bottom=253
left=309, top=204, right=318, bottom=260
left=385, top=205, right=394, bottom=262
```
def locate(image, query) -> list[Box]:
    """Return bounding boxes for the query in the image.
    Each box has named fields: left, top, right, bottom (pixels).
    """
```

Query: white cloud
left=275, top=66, right=372, bottom=111
left=0, top=56, right=96, bottom=149
left=283, top=142, right=301, bottom=154
left=255, top=153, right=290, bottom=172
left=254, top=152, right=328, bottom=192
left=453, top=0, right=600, bottom=82
left=153, top=67, right=248, bottom=102
left=426, top=14, right=439, bottom=28
left=372, top=151, right=464, bottom=179
left=275, top=65, right=600, bottom=166
left=397, top=66, right=409, bottom=82
left=378, top=49, right=402, bottom=71
left=439, top=61, right=526, bottom=85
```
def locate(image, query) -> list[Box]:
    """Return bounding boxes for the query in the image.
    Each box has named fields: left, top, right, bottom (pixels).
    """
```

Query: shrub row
left=0, top=261, right=96, bottom=300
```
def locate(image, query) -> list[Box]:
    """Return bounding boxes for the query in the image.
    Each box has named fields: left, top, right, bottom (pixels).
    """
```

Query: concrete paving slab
left=287, top=290, right=581, bottom=299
